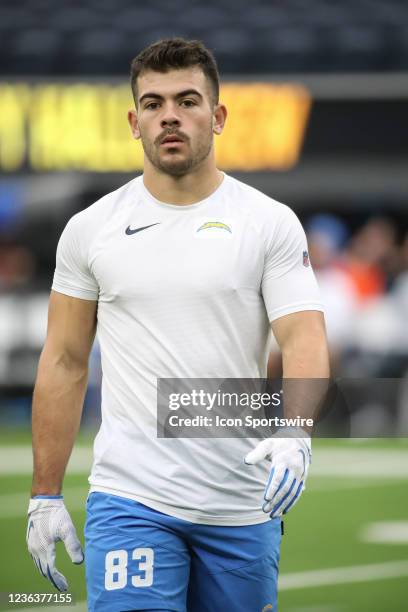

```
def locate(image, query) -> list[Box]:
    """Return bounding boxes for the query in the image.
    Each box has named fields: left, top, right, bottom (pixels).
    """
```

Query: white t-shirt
left=52, top=173, right=323, bottom=525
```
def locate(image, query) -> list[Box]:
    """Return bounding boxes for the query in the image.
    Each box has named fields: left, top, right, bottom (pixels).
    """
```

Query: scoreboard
left=0, top=82, right=311, bottom=172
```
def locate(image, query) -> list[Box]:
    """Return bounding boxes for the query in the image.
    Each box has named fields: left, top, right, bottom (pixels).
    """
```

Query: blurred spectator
left=0, top=242, right=35, bottom=291
left=350, top=230, right=408, bottom=363
left=307, top=214, right=358, bottom=353
left=270, top=213, right=407, bottom=379
left=340, top=216, right=399, bottom=303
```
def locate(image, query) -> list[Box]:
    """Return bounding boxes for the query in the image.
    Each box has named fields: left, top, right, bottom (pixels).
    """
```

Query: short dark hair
left=130, top=38, right=220, bottom=105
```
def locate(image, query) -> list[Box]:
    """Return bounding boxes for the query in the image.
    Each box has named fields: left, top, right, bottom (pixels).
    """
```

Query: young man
left=27, top=38, right=329, bottom=611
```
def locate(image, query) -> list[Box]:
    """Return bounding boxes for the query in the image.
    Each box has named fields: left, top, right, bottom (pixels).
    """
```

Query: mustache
left=155, top=129, right=189, bottom=145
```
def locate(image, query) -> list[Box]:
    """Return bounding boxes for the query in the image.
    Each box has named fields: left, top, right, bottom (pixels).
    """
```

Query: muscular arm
left=244, top=311, right=329, bottom=514
left=272, top=310, right=330, bottom=378
left=271, top=310, right=330, bottom=426
left=31, top=290, right=97, bottom=496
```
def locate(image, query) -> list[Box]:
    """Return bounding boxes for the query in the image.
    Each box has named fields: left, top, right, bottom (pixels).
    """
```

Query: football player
left=27, top=38, right=329, bottom=611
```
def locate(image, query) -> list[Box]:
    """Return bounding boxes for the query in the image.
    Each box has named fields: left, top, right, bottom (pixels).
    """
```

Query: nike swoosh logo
left=125, top=223, right=160, bottom=235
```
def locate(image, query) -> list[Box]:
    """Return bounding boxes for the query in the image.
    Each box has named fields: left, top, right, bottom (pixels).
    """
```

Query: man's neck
left=142, top=160, right=224, bottom=206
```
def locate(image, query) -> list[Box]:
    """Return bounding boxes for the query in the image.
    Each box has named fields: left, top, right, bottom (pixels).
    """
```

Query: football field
left=1, top=433, right=407, bottom=611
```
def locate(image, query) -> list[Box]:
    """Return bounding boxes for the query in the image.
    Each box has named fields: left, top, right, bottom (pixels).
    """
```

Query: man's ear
left=128, top=109, right=141, bottom=140
left=213, top=103, right=227, bottom=135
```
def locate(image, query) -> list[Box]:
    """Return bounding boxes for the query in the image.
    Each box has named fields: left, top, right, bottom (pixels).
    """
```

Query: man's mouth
left=160, top=134, right=184, bottom=145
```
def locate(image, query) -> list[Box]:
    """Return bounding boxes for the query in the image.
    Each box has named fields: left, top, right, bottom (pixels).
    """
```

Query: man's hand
left=27, top=496, right=84, bottom=592
left=244, top=427, right=311, bottom=518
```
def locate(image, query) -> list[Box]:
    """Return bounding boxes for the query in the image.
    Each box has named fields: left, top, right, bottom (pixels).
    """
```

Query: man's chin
left=157, top=156, right=194, bottom=177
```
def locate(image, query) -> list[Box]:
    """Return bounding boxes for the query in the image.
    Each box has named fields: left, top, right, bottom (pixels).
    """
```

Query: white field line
left=0, top=486, right=88, bottom=519
left=0, top=447, right=407, bottom=519
left=4, top=560, right=408, bottom=611
left=308, top=478, right=405, bottom=491
left=0, top=446, right=93, bottom=475
left=1, top=446, right=408, bottom=477
left=1, top=601, right=88, bottom=612
left=279, top=560, right=408, bottom=591
left=310, top=449, right=408, bottom=478
left=360, top=521, right=408, bottom=544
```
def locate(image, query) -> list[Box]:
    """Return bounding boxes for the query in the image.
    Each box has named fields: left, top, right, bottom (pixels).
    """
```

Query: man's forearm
left=31, top=350, right=88, bottom=496
left=281, top=325, right=330, bottom=428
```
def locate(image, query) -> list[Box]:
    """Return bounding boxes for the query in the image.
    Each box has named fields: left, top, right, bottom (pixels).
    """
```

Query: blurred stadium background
left=0, top=0, right=408, bottom=610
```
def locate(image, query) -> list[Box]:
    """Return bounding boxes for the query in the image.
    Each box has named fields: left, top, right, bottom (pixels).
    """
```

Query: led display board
left=0, top=82, right=311, bottom=172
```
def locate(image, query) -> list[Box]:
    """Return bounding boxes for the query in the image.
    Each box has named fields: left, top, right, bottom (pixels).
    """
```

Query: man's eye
left=181, top=100, right=196, bottom=107
left=145, top=102, right=159, bottom=110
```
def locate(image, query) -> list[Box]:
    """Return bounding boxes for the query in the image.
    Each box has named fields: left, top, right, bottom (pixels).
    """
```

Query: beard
left=140, top=124, right=213, bottom=177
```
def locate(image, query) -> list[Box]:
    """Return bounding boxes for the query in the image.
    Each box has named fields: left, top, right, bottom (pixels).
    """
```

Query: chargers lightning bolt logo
left=197, top=221, right=232, bottom=234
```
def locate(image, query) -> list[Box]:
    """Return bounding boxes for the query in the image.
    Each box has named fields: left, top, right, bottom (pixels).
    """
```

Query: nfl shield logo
left=303, top=250, right=310, bottom=267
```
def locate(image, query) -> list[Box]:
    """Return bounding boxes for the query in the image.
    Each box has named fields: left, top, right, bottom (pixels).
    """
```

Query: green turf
left=1, top=437, right=407, bottom=611
left=280, top=576, right=408, bottom=612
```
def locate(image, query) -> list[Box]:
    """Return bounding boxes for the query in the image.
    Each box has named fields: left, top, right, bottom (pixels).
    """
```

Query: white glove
left=244, top=427, right=311, bottom=518
left=27, top=496, right=84, bottom=592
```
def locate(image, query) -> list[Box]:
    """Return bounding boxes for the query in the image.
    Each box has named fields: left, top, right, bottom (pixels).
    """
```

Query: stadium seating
left=0, top=0, right=407, bottom=75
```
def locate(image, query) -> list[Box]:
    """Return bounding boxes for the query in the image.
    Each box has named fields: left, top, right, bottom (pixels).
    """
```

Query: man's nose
left=160, top=104, right=181, bottom=128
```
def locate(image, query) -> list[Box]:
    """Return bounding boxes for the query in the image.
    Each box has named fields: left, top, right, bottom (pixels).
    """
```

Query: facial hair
left=140, top=121, right=213, bottom=177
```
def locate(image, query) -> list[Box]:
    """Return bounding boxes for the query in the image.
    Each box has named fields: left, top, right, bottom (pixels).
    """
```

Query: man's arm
left=31, top=290, right=97, bottom=495
left=27, top=291, right=97, bottom=591
left=245, top=310, right=330, bottom=517
left=271, top=309, right=330, bottom=426
left=271, top=309, right=330, bottom=379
